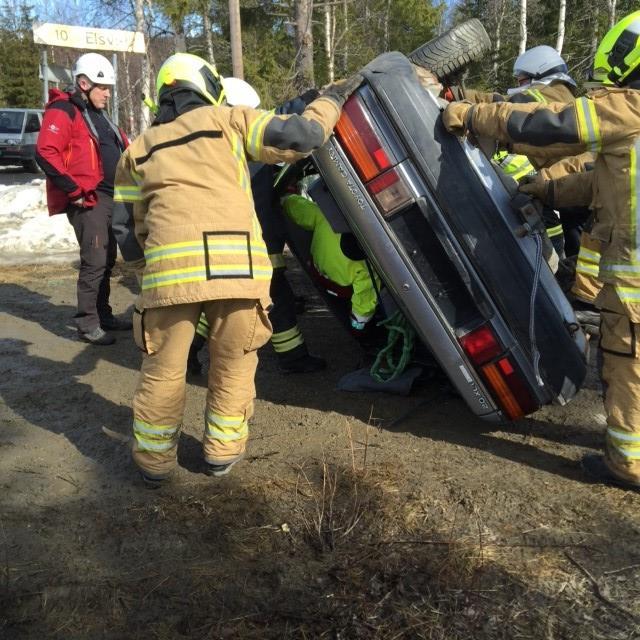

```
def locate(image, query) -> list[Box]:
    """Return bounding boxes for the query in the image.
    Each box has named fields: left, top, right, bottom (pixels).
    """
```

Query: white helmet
left=221, top=77, right=261, bottom=108
left=513, top=45, right=568, bottom=81
left=73, top=53, right=115, bottom=85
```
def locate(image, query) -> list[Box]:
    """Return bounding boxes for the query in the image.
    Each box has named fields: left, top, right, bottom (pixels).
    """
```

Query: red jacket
left=36, top=89, right=128, bottom=215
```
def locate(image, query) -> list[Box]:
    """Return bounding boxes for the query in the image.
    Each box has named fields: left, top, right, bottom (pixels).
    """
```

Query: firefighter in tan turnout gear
left=443, top=10, right=640, bottom=491
left=114, top=52, right=360, bottom=484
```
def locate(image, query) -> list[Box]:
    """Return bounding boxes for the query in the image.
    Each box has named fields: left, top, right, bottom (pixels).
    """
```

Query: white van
left=0, top=108, right=44, bottom=172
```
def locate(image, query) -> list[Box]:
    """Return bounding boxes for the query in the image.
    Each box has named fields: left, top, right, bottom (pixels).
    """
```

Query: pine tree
left=0, top=1, right=41, bottom=107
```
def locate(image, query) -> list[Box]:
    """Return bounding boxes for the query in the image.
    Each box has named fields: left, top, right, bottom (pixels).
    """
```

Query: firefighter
left=114, top=53, right=361, bottom=484
left=282, top=194, right=380, bottom=340
left=465, top=45, right=580, bottom=260
left=442, top=10, right=640, bottom=491
left=187, top=79, right=326, bottom=376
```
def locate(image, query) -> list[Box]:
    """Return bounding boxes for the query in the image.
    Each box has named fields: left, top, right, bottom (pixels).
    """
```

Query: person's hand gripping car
left=441, top=101, right=475, bottom=136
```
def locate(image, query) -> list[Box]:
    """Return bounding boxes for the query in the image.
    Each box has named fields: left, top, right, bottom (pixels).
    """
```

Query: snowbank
left=0, top=178, right=77, bottom=264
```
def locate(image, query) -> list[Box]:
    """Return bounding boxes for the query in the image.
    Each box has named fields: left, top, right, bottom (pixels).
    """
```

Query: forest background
left=0, top=0, right=637, bottom=137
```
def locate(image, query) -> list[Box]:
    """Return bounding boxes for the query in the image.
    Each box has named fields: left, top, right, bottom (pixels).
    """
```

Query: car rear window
left=0, top=110, right=25, bottom=134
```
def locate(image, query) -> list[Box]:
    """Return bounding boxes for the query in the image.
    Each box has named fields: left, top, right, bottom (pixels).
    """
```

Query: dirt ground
left=1, top=250, right=640, bottom=637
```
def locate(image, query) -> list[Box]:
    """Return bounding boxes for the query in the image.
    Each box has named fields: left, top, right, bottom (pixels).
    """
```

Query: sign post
left=33, top=23, right=146, bottom=123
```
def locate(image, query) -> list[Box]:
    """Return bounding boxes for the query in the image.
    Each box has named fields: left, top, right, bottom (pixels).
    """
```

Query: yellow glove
left=518, top=174, right=552, bottom=205
left=442, top=101, right=473, bottom=136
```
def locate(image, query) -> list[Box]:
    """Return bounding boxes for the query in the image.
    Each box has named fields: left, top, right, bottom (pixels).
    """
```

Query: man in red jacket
left=36, top=52, right=131, bottom=345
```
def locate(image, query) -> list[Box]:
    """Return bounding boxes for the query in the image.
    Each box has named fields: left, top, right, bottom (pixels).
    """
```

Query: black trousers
left=66, top=193, right=117, bottom=332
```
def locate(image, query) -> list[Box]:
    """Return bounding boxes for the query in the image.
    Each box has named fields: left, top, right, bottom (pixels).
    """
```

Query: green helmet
left=591, top=10, right=640, bottom=86
left=156, top=53, right=225, bottom=105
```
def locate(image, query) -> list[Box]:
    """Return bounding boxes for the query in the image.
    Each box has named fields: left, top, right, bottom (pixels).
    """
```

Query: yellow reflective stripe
left=133, top=418, right=179, bottom=452
left=576, top=263, right=600, bottom=276
left=614, top=285, right=640, bottom=302
left=547, top=224, right=564, bottom=238
left=269, top=253, right=286, bottom=268
left=206, top=411, right=248, bottom=441
left=608, top=427, right=640, bottom=443
left=114, top=186, right=142, bottom=202
left=271, top=326, right=304, bottom=353
left=196, top=312, right=210, bottom=338
left=577, top=247, right=601, bottom=264
left=247, top=111, right=273, bottom=158
left=142, top=266, right=208, bottom=290
left=146, top=249, right=205, bottom=265
left=575, top=97, right=602, bottom=152
left=631, top=140, right=640, bottom=256
left=145, top=241, right=202, bottom=257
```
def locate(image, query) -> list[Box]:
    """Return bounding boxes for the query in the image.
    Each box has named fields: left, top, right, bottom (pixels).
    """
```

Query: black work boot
left=582, top=454, right=640, bottom=492
left=278, top=353, right=327, bottom=374
left=101, top=315, right=133, bottom=331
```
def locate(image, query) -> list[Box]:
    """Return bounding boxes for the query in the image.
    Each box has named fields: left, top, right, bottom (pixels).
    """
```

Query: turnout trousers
left=131, top=299, right=272, bottom=479
left=66, top=193, right=117, bottom=333
left=598, top=285, right=640, bottom=485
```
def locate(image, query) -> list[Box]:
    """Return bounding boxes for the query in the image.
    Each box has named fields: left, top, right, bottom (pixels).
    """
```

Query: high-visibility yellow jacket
left=461, top=87, right=640, bottom=320
left=282, top=195, right=379, bottom=325
left=114, top=97, right=340, bottom=309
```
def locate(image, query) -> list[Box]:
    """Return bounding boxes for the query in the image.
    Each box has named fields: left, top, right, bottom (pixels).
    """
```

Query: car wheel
left=408, top=18, right=491, bottom=81
left=22, top=160, right=40, bottom=173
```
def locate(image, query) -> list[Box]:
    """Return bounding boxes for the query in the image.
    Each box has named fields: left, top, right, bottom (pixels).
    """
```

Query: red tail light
left=459, top=325, right=502, bottom=365
left=334, top=96, right=391, bottom=182
left=459, top=325, right=537, bottom=420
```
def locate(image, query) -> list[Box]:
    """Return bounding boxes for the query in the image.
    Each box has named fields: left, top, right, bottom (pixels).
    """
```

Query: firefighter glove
left=518, top=175, right=553, bottom=205
left=323, top=73, right=364, bottom=108
left=442, top=101, right=473, bottom=136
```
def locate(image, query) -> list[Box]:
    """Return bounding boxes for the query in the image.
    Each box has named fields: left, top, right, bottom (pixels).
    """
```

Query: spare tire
left=408, top=18, right=491, bottom=81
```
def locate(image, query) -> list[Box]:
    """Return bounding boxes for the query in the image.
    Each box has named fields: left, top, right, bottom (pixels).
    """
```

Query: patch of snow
left=0, top=178, right=77, bottom=264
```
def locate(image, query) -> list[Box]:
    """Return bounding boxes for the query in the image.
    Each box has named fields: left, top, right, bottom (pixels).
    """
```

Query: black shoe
left=279, top=354, right=327, bottom=374
left=101, top=315, right=133, bottom=331
left=205, top=455, right=244, bottom=477
left=140, top=471, right=169, bottom=489
left=581, top=454, right=640, bottom=491
left=79, top=326, right=116, bottom=345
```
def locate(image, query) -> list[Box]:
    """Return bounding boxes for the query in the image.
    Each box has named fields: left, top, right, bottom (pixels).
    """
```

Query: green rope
left=370, top=310, right=416, bottom=383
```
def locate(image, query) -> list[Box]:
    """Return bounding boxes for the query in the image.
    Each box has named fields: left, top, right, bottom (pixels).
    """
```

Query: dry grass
left=2, top=429, right=638, bottom=640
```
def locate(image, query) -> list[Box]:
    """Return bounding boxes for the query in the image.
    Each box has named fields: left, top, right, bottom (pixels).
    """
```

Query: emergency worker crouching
left=114, top=53, right=361, bottom=484
left=282, top=194, right=380, bottom=340
left=442, top=11, right=640, bottom=491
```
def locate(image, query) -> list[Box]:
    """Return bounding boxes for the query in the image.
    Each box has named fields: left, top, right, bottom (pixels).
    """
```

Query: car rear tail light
left=367, top=169, right=413, bottom=215
left=459, top=325, right=502, bottom=365
left=459, top=325, right=537, bottom=420
left=335, top=95, right=392, bottom=182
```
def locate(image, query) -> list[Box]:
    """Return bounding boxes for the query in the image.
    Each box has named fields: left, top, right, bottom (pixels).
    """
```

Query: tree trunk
left=324, top=4, right=334, bottom=83
left=518, top=0, right=527, bottom=55
left=295, top=0, right=314, bottom=90
left=122, top=54, right=136, bottom=137
left=342, top=0, right=348, bottom=74
left=556, top=0, right=566, bottom=53
left=229, top=0, right=243, bottom=78
left=203, top=9, right=215, bottom=66
left=607, top=0, right=616, bottom=30
left=591, top=4, right=601, bottom=60
left=135, top=0, right=151, bottom=132
left=383, top=0, right=391, bottom=51
left=492, top=0, right=506, bottom=87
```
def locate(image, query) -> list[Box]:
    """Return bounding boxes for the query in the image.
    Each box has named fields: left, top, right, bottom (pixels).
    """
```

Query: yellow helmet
left=156, top=53, right=225, bottom=106
left=591, top=10, right=640, bottom=86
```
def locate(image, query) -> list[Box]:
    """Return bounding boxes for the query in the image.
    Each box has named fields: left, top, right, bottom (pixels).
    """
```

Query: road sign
left=32, top=23, right=146, bottom=54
